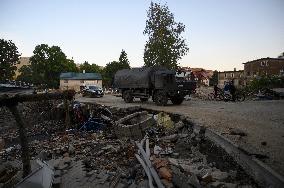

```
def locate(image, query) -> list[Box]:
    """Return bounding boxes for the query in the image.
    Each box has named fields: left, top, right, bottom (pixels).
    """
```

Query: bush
left=246, top=75, right=284, bottom=92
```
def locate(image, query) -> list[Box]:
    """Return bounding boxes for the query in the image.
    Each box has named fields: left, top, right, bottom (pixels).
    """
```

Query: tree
left=278, top=52, right=284, bottom=58
left=29, top=44, right=77, bottom=88
left=119, top=49, right=130, bottom=66
left=143, top=2, right=189, bottom=70
left=0, top=39, right=21, bottom=81
left=65, top=59, right=79, bottom=73
left=79, top=61, right=101, bottom=73
left=248, top=75, right=284, bottom=91
left=104, top=60, right=130, bottom=87
left=102, top=50, right=131, bottom=87
left=209, top=70, right=218, bottom=86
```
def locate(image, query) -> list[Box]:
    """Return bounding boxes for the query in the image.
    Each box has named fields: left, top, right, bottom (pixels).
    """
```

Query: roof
left=243, top=57, right=284, bottom=64
left=60, top=72, right=102, bottom=80
left=218, top=70, right=244, bottom=73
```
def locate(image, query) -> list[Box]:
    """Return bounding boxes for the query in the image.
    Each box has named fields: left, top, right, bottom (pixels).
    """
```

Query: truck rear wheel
left=123, top=91, right=133, bottom=103
left=171, top=97, right=184, bottom=105
left=154, top=91, right=168, bottom=106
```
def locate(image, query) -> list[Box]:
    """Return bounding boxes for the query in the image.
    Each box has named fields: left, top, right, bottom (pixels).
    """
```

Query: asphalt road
left=76, top=94, right=284, bottom=176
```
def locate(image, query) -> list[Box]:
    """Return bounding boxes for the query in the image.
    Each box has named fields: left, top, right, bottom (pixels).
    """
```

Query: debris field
left=0, top=100, right=258, bottom=188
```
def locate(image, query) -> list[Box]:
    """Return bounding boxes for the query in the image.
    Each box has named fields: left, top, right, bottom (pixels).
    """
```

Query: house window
left=261, top=61, right=269, bottom=66
left=231, top=73, right=234, bottom=78
left=80, top=80, right=84, bottom=83
left=64, top=80, right=68, bottom=83
left=224, top=73, right=227, bottom=78
left=97, top=80, right=99, bottom=83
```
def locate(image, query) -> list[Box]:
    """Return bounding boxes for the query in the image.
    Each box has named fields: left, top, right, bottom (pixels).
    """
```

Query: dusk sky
left=1, top=0, right=283, bottom=71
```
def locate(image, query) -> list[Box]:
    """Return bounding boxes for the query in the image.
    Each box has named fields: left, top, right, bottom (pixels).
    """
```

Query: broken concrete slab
left=174, top=121, right=185, bottom=130
left=115, top=111, right=155, bottom=139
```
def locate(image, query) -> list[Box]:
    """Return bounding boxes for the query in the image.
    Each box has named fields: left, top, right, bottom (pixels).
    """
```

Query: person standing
left=214, top=84, right=218, bottom=98
left=230, top=80, right=236, bottom=102
left=224, top=82, right=229, bottom=92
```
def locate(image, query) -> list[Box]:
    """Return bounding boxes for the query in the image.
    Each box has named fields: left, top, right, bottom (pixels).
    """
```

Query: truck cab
left=153, top=70, right=177, bottom=90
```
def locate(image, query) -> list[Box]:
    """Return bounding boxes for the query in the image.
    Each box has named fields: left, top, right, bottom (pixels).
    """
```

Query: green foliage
left=103, top=50, right=131, bottom=87
left=119, top=49, right=129, bottom=65
left=104, top=61, right=130, bottom=87
left=246, top=75, right=284, bottom=92
left=79, top=61, right=101, bottom=73
left=65, top=59, right=79, bottom=73
left=28, top=44, right=77, bottom=88
left=143, top=2, right=189, bottom=70
left=17, top=65, right=33, bottom=83
left=278, top=52, right=284, bottom=58
left=209, top=70, right=218, bottom=86
left=0, top=39, right=20, bottom=81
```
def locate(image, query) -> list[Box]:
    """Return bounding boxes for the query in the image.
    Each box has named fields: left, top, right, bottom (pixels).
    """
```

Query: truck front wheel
left=154, top=91, right=168, bottom=106
left=171, top=97, right=184, bottom=105
left=123, top=90, right=133, bottom=103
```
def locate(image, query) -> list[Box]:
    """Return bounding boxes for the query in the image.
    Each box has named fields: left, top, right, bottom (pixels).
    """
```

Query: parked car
left=82, top=85, right=104, bottom=97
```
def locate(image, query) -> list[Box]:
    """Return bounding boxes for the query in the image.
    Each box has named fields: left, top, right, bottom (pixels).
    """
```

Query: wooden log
left=7, top=105, right=31, bottom=177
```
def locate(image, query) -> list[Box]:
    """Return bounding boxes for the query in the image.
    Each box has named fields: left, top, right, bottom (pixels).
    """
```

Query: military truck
left=113, top=67, right=196, bottom=106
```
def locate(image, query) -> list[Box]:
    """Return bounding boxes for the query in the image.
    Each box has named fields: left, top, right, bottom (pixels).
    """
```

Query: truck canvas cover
left=113, top=67, right=154, bottom=88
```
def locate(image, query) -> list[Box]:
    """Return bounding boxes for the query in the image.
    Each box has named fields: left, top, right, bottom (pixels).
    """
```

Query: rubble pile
left=0, top=101, right=258, bottom=188
left=192, top=87, right=213, bottom=100
left=134, top=119, right=256, bottom=188
left=0, top=107, right=16, bottom=130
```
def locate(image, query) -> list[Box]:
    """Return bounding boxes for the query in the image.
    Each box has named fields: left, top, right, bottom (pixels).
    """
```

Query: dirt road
left=77, top=95, right=284, bottom=176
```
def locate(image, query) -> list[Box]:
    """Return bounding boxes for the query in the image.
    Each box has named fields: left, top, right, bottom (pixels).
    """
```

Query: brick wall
left=244, top=58, right=284, bottom=79
left=218, top=70, right=244, bottom=87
